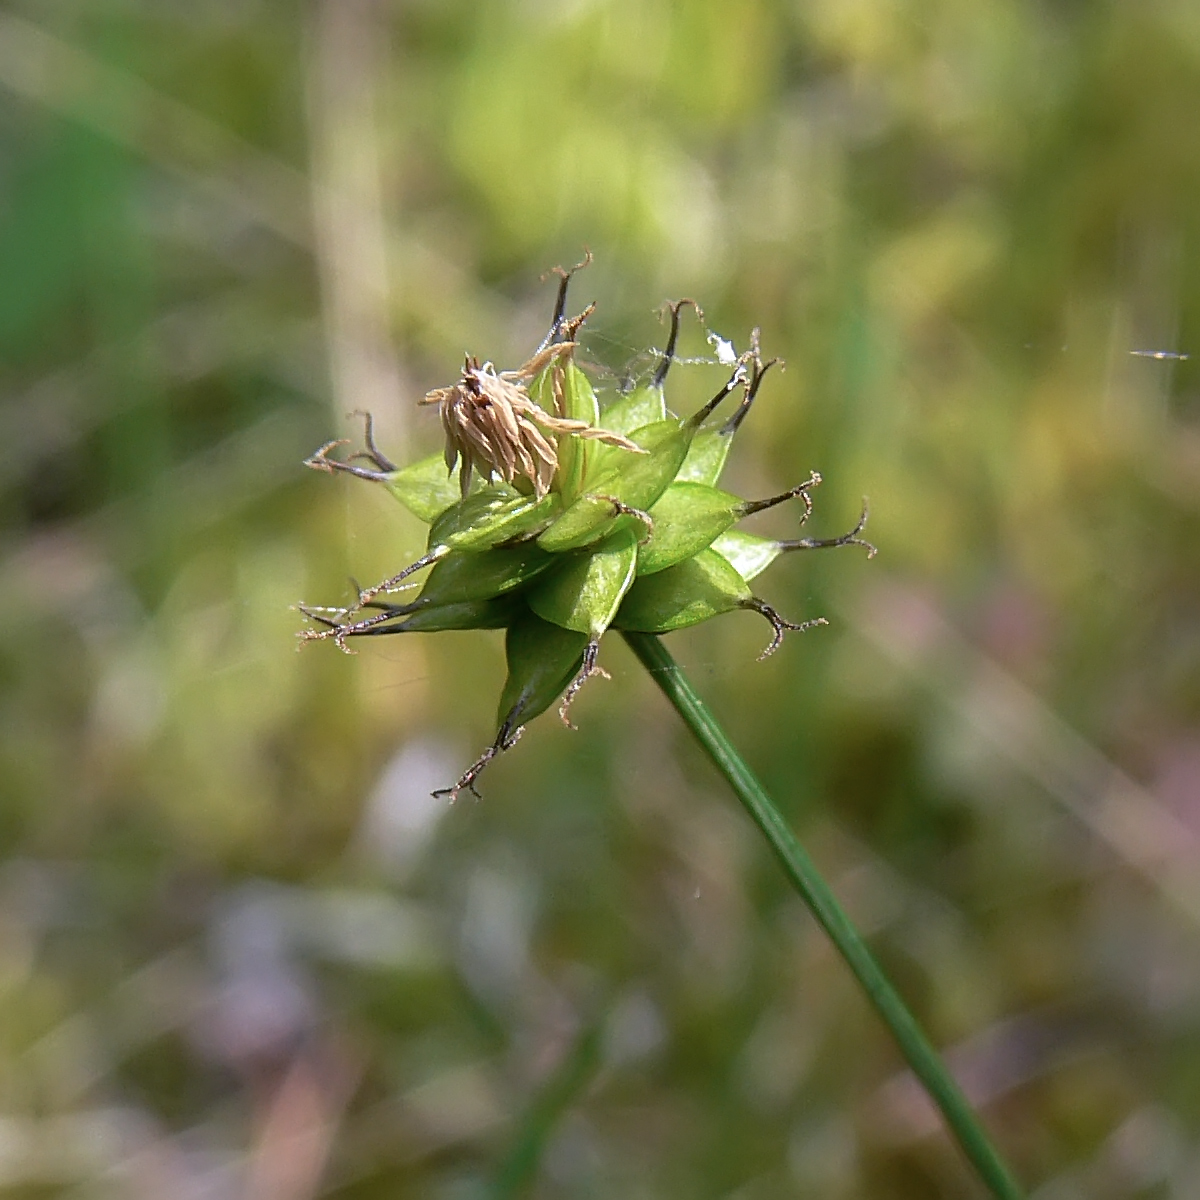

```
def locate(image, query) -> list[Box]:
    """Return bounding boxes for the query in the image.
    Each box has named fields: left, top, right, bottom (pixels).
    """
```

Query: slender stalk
left=622, top=631, right=1025, bottom=1200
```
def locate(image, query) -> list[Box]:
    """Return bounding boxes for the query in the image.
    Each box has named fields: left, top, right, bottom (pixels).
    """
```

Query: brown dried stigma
left=421, top=347, right=644, bottom=499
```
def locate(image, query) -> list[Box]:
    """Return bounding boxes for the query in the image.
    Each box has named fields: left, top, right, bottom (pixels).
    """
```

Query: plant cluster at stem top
left=299, top=256, right=875, bottom=800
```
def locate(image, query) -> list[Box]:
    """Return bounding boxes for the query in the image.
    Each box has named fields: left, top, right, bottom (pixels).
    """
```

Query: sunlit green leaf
left=538, top=419, right=693, bottom=551
left=637, top=481, right=742, bottom=575
left=385, top=451, right=470, bottom=523
left=429, top=488, right=562, bottom=552
left=598, top=382, right=666, bottom=436
left=557, top=360, right=601, bottom=503
left=415, top=542, right=556, bottom=606
left=528, top=526, right=639, bottom=636
left=709, top=530, right=784, bottom=581
left=357, top=595, right=520, bottom=634
left=615, top=547, right=751, bottom=632
left=496, top=608, right=589, bottom=726
left=676, top=426, right=733, bottom=486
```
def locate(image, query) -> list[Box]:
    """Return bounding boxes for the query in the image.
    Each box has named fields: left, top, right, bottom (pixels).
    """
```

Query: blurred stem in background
left=491, top=1021, right=605, bottom=1200
left=306, top=0, right=406, bottom=445
left=623, top=632, right=1026, bottom=1200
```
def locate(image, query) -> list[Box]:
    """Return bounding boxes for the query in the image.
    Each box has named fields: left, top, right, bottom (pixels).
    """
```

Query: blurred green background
left=2, top=1, right=1199, bottom=1196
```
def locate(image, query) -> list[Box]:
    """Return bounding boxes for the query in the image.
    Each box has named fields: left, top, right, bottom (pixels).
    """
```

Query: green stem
left=622, top=631, right=1024, bottom=1200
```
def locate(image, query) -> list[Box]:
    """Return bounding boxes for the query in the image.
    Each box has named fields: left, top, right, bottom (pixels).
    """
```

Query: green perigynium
left=300, top=260, right=875, bottom=799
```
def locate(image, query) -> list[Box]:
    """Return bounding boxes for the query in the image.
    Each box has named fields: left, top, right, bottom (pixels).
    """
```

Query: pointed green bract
left=555, top=360, right=601, bottom=503
left=536, top=418, right=695, bottom=552
left=385, top=451, right=471, bottom=523
left=415, top=542, right=556, bottom=607
left=637, top=482, right=742, bottom=576
left=528, top=526, right=639, bottom=637
left=533, top=494, right=617, bottom=551
left=598, top=383, right=666, bottom=437
left=710, top=530, right=784, bottom=581
left=352, top=595, right=520, bottom=634
left=595, top=419, right=695, bottom=498
left=615, top=548, right=751, bottom=632
left=497, top=609, right=589, bottom=726
left=526, top=364, right=555, bottom=412
left=428, top=486, right=517, bottom=542
left=429, top=488, right=562, bottom=552
left=676, top=427, right=733, bottom=487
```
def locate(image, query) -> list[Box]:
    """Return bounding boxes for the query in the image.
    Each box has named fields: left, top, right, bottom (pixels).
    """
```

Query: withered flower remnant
left=423, top=347, right=644, bottom=499
left=299, top=258, right=875, bottom=800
